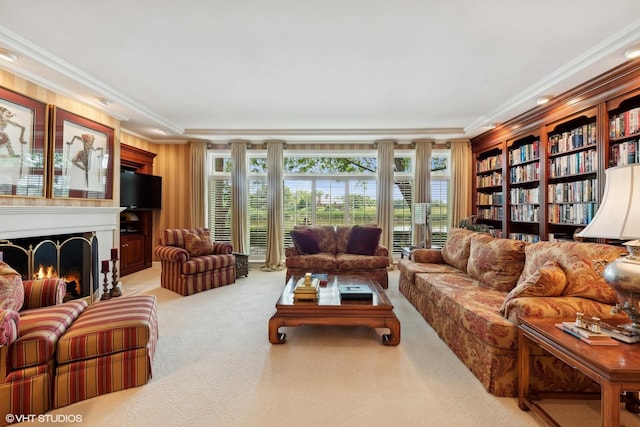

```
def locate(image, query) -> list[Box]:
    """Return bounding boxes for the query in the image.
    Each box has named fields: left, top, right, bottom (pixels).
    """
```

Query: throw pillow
left=467, top=233, right=527, bottom=292
left=290, top=229, right=321, bottom=254
left=345, top=226, right=382, bottom=256
left=185, top=231, right=213, bottom=257
left=0, top=261, right=24, bottom=311
left=500, top=260, right=567, bottom=314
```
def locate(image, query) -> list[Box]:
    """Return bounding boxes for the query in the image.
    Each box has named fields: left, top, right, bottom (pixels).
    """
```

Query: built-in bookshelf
left=471, top=60, right=640, bottom=242
left=474, top=147, right=503, bottom=224
left=507, top=135, right=540, bottom=242
left=608, top=93, right=640, bottom=167
left=546, top=114, right=598, bottom=238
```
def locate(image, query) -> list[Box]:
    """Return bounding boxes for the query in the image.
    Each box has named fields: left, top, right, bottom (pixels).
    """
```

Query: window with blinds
left=208, top=149, right=451, bottom=261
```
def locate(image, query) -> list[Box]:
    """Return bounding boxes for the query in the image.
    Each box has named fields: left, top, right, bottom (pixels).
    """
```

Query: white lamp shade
left=577, top=164, right=640, bottom=239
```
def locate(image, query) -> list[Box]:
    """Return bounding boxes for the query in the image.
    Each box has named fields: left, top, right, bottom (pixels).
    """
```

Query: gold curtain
left=376, top=139, right=395, bottom=265
left=261, top=140, right=285, bottom=271
left=231, top=140, right=248, bottom=252
left=190, top=141, right=207, bottom=228
left=413, top=139, right=432, bottom=247
left=450, top=140, right=472, bottom=227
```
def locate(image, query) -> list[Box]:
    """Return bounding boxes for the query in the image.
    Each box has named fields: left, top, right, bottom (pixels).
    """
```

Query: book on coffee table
left=339, top=284, right=373, bottom=300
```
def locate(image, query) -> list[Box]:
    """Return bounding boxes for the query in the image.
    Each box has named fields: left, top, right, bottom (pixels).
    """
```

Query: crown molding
left=184, top=127, right=465, bottom=142
left=466, top=19, right=640, bottom=133
left=0, top=25, right=184, bottom=135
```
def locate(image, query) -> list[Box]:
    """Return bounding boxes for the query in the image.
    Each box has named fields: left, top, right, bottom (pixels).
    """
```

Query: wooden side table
left=232, top=252, right=249, bottom=278
left=518, top=317, right=640, bottom=426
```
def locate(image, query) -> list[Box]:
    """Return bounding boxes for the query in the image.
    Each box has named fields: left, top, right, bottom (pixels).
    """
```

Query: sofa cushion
left=11, top=300, right=87, bottom=369
left=414, top=272, right=517, bottom=351
left=500, top=260, right=566, bottom=314
left=345, top=226, right=382, bottom=256
left=398, top=259, right=462, bottom=288
left=290, top=229, right=321, bottom=254
left=181, top=254, right=236, bottom=275
left=294, top=226, right=337, bottom=254
left=518, top=241, right=627, bottom=304
left=185, top=231, right=213, bottom=256
left=0, top=261, right=24, bottom=311
left=467, top=234, right=527, bottom=292
left=440, top=228, right=476, bottom=273
left=285, top=252, right=337, bottom=271
left=336, top=253, right=389, bottom=270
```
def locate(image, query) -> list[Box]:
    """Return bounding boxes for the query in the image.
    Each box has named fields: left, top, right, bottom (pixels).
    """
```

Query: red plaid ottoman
left=53, top=295, right=158, bottom=408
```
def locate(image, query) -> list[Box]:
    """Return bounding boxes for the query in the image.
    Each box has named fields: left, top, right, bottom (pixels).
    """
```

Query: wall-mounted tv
left=120, top=171, right=162, bottom=210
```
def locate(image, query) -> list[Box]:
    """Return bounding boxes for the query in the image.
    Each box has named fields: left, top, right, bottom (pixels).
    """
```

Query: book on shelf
left=555, top=323, right=618, bottom=346
left=339, top=284, right=373, bottom=300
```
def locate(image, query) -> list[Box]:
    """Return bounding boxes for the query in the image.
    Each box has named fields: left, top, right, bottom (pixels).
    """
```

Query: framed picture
left=51, top=107, right=114, bottom=200
left=0, top=86, right=48, bottom=197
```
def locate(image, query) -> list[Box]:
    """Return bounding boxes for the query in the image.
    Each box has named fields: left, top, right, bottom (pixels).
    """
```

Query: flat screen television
left=120, top=171, right=162, bottom=210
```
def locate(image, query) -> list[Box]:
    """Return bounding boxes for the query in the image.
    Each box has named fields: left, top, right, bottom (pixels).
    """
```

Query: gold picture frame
left=50, top=107, right=114, bottom=200
left=0, top=86, right=48, bottom=197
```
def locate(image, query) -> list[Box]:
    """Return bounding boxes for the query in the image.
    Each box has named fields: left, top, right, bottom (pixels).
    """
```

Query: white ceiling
left=1, top=0, right=639, bottom=144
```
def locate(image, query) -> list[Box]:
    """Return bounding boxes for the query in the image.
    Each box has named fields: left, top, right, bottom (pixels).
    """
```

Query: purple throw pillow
left=346, top=226, right=382, bottom=256
left=291, top=229, right=321, bottom=254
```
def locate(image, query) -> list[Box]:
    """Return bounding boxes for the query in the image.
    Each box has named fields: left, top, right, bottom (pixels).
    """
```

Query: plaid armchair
left=1, top=261, right=85, bottom=425
left=154, top=228, right=236, bottom=296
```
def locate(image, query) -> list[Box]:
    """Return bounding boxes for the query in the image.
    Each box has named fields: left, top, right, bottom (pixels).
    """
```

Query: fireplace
left=0, top=232, right=100, bottom=303
left=0, top=205, right=121, bottom=301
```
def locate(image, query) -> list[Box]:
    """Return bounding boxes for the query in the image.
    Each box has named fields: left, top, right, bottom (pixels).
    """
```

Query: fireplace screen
left=0, top=232, right=99, bottom=303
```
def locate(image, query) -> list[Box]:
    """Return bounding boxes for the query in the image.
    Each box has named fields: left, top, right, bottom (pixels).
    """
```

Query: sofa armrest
left=373, top=245, right=389, bottom=257
left=212, top=241, right=233, bottom=255
left=285, top=246, right=300, bottom=258
left=22, top=278, right=66, bottom=310
left=412, top=248, right=444, bottom=264
left=154, top=245, right=190, bottom=262
left=0, top=309, right=20, bottom=346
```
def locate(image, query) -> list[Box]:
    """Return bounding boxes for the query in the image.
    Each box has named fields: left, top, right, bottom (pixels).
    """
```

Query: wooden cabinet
left=471, top=61, right=640, bottom=242
left=120, top=144, right=157, bottom=276
left=121, top=233, right=146, bottom=276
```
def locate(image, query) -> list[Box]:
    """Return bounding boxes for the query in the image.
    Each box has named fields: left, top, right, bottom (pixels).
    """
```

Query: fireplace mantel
left=0, top=206, right=124, bottom=240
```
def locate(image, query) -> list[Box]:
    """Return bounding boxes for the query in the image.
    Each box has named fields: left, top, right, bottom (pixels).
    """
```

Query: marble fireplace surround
left=0, top=205, right=123, bottom=299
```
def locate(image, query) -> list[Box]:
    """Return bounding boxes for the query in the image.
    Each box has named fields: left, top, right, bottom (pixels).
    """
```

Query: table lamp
left=576, top=164, right=640, bottom=332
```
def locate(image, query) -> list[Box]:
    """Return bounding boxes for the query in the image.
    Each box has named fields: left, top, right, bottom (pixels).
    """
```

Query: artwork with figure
left=0, top=97, right=43, bottom=196
left=55, top=120, right=108, bottom=197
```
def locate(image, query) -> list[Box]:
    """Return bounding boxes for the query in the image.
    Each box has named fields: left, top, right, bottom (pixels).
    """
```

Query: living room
left=2, top=2, right=640, bottom=426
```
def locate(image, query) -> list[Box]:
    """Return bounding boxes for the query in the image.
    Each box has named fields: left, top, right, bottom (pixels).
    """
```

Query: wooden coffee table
left=269, top=275, right=400, bottom=346
left=518, top=317, right=640, bottom=426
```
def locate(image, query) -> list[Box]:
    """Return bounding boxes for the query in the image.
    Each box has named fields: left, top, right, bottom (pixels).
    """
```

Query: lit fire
left=33, top=265, right=82, bottom=297
left=35, top=264, right=57, bottom=279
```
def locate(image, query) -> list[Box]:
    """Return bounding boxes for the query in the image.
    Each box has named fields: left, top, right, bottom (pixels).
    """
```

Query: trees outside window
left=208, top=149, right=450, bottom=261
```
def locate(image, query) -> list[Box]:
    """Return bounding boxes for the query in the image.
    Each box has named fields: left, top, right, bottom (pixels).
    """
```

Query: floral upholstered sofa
left=0, top=261, right=158, bottom=425
left=154, top=228, right=236, bottom=296
left=285, top=225, right=390, bottom=288
left=398, top=228, right=627, bottom=397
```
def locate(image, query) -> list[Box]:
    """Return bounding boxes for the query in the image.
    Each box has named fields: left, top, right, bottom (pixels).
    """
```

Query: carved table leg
left=382, top=317, right=401, bottom=346
left=269, top=315, right=286, bottom=344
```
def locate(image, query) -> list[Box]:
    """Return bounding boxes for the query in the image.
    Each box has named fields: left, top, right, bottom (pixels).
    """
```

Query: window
left=208, top=148, right=451, bottom=261
left=208, top=154, right=232, bottom=243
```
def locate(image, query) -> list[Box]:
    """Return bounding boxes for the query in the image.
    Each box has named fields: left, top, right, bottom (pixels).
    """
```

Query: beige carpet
left=40, top=264, right=640, bottom=427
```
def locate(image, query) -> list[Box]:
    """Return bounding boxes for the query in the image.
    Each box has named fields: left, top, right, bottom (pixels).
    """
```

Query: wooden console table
left=518, top=317, right=640, bottom=426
